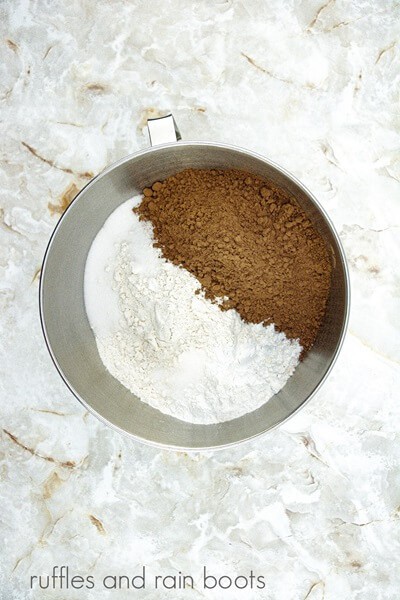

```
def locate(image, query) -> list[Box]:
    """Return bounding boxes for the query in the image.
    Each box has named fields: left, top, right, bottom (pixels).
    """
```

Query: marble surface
left=1, top=0, right=400, bottom=598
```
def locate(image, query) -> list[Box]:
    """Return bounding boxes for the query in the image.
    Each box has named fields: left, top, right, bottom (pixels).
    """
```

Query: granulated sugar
left=84, top=197, right=301, bottom=424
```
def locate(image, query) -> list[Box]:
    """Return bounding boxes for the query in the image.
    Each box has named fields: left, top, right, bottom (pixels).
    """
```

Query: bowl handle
left=147, top=114, right=182, bottom=146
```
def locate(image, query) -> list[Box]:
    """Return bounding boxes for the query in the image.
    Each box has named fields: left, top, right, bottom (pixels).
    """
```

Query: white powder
left=84, top=197, right=301, bottom=424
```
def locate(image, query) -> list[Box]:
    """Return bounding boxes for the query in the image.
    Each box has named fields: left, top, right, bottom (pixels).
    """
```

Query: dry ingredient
left=84, top=198, right=302, bottom=424
left=85, top=168, right=332, bottom=424
left=137, top=168, right=332, bottom=351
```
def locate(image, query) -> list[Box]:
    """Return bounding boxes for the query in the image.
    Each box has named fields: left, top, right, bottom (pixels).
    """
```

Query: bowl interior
left=40, top=143, right=349, bottom=449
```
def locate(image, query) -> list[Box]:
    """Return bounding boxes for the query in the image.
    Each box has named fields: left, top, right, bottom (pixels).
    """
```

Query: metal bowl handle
left=147, top=114, right=182, bottom=146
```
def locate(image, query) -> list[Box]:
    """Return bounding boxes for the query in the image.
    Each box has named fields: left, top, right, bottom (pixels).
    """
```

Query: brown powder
left=136, top=168, right=332, bottom=352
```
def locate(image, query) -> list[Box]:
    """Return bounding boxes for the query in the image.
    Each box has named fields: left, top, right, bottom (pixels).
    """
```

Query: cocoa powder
left=136, top=168, right=332, bottom=352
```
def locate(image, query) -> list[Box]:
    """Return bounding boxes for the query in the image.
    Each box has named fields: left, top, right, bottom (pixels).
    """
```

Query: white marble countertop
left=1, top=1, right=400, bottom=598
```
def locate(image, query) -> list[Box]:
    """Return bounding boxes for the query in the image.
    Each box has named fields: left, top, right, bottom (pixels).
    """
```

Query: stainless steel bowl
left=40, top=115, right=350, bottom=450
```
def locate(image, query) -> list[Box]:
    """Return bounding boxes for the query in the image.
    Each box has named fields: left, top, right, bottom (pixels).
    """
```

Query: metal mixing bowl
left=40, top=115, right=350, bottom=450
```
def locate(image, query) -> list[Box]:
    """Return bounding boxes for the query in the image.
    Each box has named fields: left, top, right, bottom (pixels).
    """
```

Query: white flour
left=84, top=197, right=301, bottom=424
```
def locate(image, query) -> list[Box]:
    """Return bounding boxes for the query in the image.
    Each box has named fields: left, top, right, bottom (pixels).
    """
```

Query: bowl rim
left=39, top=140, right=351, bottom=451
